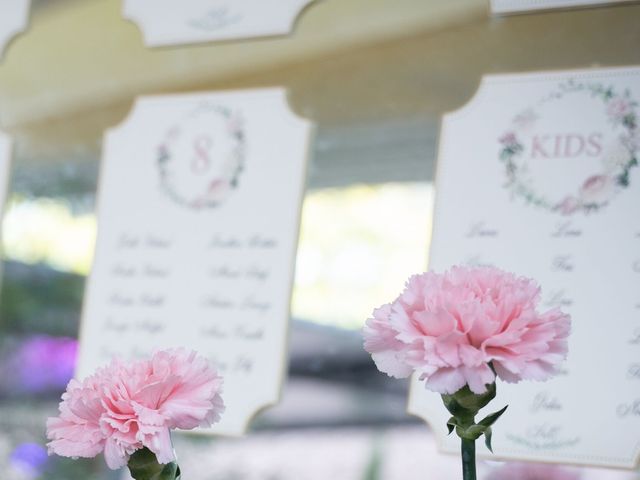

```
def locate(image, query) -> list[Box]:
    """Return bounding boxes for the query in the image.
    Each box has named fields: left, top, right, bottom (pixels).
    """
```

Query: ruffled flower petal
left=363, top=266, right=571, bottom=394
left=46, top=349, right=224, bottom=470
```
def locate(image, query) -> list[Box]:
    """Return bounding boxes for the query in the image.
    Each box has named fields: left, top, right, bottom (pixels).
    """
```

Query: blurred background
left=0, top=0, right=639, bottom=478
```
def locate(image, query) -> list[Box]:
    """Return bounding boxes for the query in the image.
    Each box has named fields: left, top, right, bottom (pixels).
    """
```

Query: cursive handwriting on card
left=530, top=392, right=564, bottom=413
left=466, top=221, right=499, bottom=238
left=551, top=221, right=582, bottom=238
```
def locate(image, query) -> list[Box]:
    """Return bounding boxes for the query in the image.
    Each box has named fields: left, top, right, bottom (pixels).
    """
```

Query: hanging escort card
left=123, top=0, right=316, bottom=47
left=77, top=88, right=311, bottom=435
left=408, top=66, right=640, bottom=469
left=0, top=0, right=30, bottom=60
left=491, top=0, right=636, bottom=14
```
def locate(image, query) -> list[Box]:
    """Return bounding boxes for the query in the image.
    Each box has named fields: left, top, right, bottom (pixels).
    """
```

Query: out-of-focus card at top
left=0, top=0, right=30, bottom=60
left=124, top=0, right=316, bottom=47
left=491, top=0, right=636, bottom=15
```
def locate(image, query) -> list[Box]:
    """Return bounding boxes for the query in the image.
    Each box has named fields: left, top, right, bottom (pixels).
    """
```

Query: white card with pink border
left=491, top=0, right=637, bottom=14
left=77, top=88, right=311, bottom=436
left=0, top=0, right=30, bottom=60
left=409, top=66, right=640, bottom=468
left=123, top=0, right=316, bottom=47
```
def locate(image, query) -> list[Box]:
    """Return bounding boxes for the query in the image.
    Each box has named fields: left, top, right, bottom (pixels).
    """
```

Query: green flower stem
left=441, top=380, right=508, bottom=480
left=127, top=448, right=181, bottom=480
left=461, top=438, right=477, bottom=480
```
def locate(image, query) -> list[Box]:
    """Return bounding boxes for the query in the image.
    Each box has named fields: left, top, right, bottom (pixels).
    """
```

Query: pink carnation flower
left=363, top=266, right=571, bottom=394
left=46, top=349, right=224, bottom=470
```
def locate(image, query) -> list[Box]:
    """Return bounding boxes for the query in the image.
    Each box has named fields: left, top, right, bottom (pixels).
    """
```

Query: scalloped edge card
left=0, top=0, right=30, bottom=60
left=77, top=88, right=312, bottom=435
left=408, top=65, right=640, bottom=469
left=123, top=0, right=316, bottom=47
left=491, top=0, right=637, bottom=14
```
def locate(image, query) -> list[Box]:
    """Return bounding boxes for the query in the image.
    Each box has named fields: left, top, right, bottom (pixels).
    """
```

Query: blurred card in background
left=124, top=0, right=316, bottom=47
left=0, top=0, right=30, bottom=60
left=491, top=0, right=636, bottom=15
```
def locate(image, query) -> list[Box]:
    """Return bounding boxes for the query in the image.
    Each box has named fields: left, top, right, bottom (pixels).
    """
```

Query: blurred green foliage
left=0, top=261, right=84, bottom=337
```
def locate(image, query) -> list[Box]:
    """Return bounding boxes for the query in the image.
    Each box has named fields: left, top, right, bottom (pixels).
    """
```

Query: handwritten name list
left=123, top=0, right=316, bottom=47
left=77, top=89, right=311, bottom=435
left=408, top=67, right=640, bottom=468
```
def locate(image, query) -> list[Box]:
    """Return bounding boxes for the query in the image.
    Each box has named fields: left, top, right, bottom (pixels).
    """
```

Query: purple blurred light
left=10, top=443, right=49, bottom=477
left=3, top=336, right=78, bottom=394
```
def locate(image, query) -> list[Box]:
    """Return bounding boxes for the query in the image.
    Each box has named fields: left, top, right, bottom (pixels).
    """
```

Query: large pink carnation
left=363, top=266, right=570, bottom=394
left=46, top=349, right=224, bottom=470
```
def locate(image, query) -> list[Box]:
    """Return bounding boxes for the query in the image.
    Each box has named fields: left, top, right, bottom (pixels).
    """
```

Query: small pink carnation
left=363, top=266, right=571, bottom=395
left=46, top=349, right=224, bottom=470
left=486, top=462, right=581, bottom=480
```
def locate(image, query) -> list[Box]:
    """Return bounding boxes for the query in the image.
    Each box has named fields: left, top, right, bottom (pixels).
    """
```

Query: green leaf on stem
left=460, top=424, right=487, bottom=441
left=478, top=405, right=508, bottom=429
left=441, top=381, right=509, bottom=457
left=127, top=448, right=181, bottom=480
left=484, top=427, right=493, bottom=453
left=441, top=383, right=497, bottom=422
left=447, top=417, right=456, bottom=435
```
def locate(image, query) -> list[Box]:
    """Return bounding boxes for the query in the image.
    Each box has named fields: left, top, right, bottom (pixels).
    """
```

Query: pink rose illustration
left=579, top=175, right=615, bottom=205
left=555, top=196, right=581, bottom=215
left=607, top=97, right=631, bottom=122
left=499, top=131, right=517, bottom=146
left=513, top=108, right=538, bottom=131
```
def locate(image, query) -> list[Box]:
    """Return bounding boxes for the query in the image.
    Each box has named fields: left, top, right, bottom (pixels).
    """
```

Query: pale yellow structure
left=1, top=0, right=639, bottom=162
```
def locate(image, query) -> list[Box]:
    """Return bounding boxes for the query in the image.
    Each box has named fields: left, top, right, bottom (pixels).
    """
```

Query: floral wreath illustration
left=498, top=79, right=639, bottom=215
left=157, top=104, right=246, bottom=210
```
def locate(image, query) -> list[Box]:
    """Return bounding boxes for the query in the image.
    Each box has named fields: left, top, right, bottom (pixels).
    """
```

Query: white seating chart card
left=0, top=0, right=30, bottom=60
left=77, top=88, right=311, bottom=435
left=123, top=0, right=316, bottom=47
left=491, top=0, right=636, bottom=14
left=409, top=66, right=640, bottom=468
